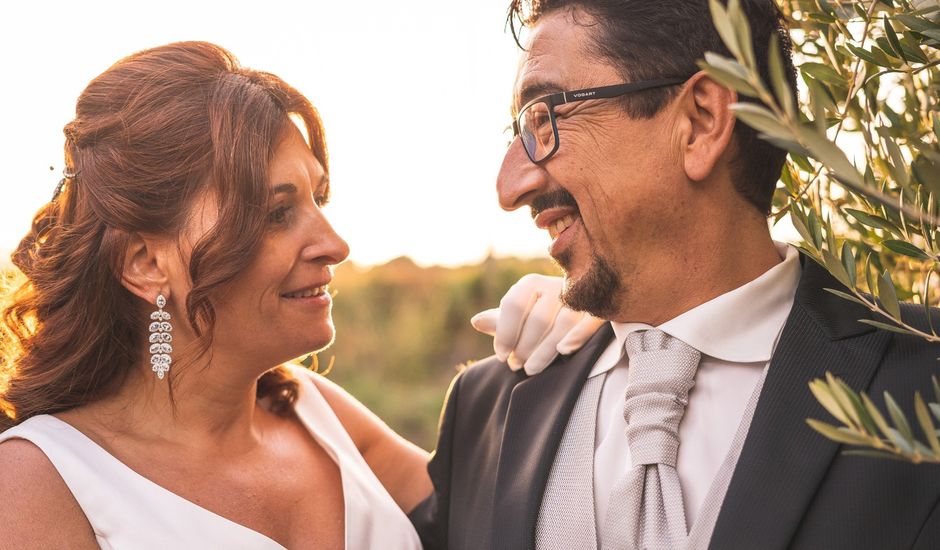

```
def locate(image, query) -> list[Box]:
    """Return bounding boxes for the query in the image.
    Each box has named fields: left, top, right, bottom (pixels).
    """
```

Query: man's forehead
left=512, top=10, right=602, bottom=109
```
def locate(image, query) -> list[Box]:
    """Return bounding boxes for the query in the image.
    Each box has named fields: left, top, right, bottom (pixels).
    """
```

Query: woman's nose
left=301, top=213, right=350, bottom=265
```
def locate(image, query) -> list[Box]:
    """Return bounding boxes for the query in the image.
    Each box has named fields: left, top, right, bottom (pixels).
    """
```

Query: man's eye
left=267, top=205, right=291, bottom=225
left=533, top=112, right=550, bottom=128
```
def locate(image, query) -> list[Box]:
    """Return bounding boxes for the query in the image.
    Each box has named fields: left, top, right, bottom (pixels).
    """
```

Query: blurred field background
left=325, top=256, right=557, bottom=450
left=1, top=255, right=558, bottom=450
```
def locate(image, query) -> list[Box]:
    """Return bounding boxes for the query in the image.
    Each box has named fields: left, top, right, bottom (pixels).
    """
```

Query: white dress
left=0, top=366, right=422, bottom=550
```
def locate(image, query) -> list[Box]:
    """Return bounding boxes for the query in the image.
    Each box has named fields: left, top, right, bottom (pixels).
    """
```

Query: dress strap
left=289, top=365, right=423, bottom=550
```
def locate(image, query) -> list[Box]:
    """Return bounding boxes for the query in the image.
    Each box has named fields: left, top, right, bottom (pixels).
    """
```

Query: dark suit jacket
left=410, top=256, right=940, bottom=549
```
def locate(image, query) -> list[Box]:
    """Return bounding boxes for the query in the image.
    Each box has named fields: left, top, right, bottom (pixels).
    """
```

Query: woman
left=0, top=42, right=594, bottom=548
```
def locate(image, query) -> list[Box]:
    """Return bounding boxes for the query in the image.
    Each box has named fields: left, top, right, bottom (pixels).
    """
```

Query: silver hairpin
left=52, top=168, right=79, bottom=202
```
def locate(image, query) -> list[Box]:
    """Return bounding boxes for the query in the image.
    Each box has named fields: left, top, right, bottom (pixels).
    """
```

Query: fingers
left=522, top=307, right=582, bottom=375
left=470, top=309, right=498, bottom=336
left=480, top=273, right=582, bottom=373
left=493, top=275, right=555, bottom=362
left=556, top=314, right=606, bottom=355
left=507, top=351, right=524, bottom=371
left=523, top=344, right=559, bottom=375
left=493, top=292, right=536, bottom=362
left=511, top=292, right=564, bottom=368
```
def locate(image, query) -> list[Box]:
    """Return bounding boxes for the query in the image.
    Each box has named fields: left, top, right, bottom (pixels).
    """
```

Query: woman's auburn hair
left=0, top=41, right=329, bottom=427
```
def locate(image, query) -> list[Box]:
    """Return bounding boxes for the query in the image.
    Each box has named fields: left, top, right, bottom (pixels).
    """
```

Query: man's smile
left=546, top=213, right=577, bottom=240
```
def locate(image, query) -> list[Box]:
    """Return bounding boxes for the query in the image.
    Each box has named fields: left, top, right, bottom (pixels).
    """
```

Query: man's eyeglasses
left=510, top=77, right=691, bottom=164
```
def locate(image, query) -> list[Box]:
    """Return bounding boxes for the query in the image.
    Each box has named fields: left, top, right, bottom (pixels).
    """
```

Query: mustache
left=530, top=189, right=579, bottom=220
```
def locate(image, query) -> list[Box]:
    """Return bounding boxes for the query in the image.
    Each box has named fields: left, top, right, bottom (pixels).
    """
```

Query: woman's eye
left=315, top=194, right=330, bottom=207
left=267, top=205, right=291, bottom=225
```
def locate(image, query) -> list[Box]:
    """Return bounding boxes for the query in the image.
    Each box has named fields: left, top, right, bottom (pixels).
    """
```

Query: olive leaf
left=877, top=270, right=903, bottom=320
left=702, top=0, right=940, bottom=466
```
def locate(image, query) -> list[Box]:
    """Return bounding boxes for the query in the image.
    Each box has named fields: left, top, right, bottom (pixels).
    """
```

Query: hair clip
left=52, top=168, right=80, bottom=202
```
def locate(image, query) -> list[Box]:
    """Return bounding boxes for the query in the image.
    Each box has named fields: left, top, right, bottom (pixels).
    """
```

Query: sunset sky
left=1, top=0, right=799, bottom=268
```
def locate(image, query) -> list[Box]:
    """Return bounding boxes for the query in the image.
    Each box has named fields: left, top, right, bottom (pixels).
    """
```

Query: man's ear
left=120, top=232, right=170, bottom=305
left=676, top=72, right=738, bottom=182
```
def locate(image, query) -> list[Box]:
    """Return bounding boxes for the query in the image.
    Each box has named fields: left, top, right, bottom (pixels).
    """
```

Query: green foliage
left=806, top=373, right=940, bottom=463
left=704, top=0, right=940, bottom=462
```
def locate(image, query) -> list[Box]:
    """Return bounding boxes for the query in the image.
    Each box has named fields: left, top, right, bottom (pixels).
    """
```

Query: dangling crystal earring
left=149, top=294, right=173, bottom=380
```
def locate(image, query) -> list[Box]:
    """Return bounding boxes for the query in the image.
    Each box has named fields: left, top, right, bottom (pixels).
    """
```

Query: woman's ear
left=120, top=233, right=170, bottom=304
left=676, top=72, right=738, bottom=182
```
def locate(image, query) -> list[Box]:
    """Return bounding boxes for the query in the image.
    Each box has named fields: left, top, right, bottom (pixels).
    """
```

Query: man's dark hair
left=507, top=0, right=797, bottom=214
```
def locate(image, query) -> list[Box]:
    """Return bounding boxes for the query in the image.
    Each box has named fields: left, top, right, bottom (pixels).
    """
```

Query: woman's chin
left=224, top=322, right=336, bottom=370
left=293, top=326, right=337, bottom=358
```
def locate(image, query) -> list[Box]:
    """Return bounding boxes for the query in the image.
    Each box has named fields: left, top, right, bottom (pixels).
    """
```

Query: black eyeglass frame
left=511, top=76, right=692, bottom=164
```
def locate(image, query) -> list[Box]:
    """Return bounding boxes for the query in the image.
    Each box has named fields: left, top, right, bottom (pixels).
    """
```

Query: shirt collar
left=604, top=242, right=801, bottom=368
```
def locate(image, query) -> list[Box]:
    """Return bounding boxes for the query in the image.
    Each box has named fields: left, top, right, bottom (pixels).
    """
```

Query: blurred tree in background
left=317, top=256, right=558, bottom=450
left=702, top=0, right=940, bottom=462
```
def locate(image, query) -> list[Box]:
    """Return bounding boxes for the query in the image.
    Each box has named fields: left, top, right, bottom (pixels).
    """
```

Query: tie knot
left=624, top=329, right=693, bottom=355
left=622, top=330, right=701, bottom=467
left=623, top=330, right=701, bottom=389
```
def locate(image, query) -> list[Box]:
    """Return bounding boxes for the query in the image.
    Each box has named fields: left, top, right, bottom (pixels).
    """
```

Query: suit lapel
left=491, top=323, right=614, bottom=550
left=709, top=257, right=892, bottom=549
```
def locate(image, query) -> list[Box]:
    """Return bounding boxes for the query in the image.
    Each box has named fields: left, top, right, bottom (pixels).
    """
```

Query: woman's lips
left=281, top=285, right=327, bottom=299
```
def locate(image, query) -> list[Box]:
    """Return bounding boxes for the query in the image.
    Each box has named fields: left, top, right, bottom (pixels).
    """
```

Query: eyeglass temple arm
left=556, top=77, right=691, bottom=106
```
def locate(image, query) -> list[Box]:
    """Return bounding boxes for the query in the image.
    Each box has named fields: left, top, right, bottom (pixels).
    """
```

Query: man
left=410, top=1, right=940, bottom=549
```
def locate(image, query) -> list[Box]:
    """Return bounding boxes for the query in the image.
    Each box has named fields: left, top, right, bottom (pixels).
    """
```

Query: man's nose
left=497, top=139, right=546, bottom=211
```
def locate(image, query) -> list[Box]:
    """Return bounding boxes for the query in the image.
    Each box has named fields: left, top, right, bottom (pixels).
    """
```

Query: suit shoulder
left=890, top=301, right=940, bottom=358
left=449, top=355, right=524, bottom=406
left=899, top=301, right=940, bottom=334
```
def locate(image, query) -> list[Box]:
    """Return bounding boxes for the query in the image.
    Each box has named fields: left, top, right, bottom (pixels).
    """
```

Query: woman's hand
left=472, top=274, right=604, bottom=375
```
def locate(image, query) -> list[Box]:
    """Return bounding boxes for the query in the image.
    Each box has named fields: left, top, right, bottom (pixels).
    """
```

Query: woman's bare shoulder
left=0, top=437, right=98, bottom=548
left=289, top=366, right=388, bottom=452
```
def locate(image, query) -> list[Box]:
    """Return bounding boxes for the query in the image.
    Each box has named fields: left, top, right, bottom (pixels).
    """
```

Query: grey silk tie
left=602, top=330, right=701, bottom=550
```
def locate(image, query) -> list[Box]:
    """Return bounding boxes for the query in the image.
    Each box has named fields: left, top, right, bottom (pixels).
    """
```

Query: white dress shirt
left=590, top=242, right=802, bottom=532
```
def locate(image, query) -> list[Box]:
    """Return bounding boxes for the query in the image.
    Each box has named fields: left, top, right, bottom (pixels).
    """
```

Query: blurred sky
left=0, top=0, right=799, bottom=268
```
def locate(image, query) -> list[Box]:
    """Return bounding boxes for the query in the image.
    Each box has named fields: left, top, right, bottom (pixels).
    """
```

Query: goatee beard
left=554, top=251, right=621, bottom=319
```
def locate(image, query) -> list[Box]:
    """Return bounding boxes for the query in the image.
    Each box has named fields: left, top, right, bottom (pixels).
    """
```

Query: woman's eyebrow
left=272, top=182, right=297, bottom=195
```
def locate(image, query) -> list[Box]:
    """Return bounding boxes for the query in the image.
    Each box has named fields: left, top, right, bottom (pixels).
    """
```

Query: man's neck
left=612, top=215, right=783, bottom=326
